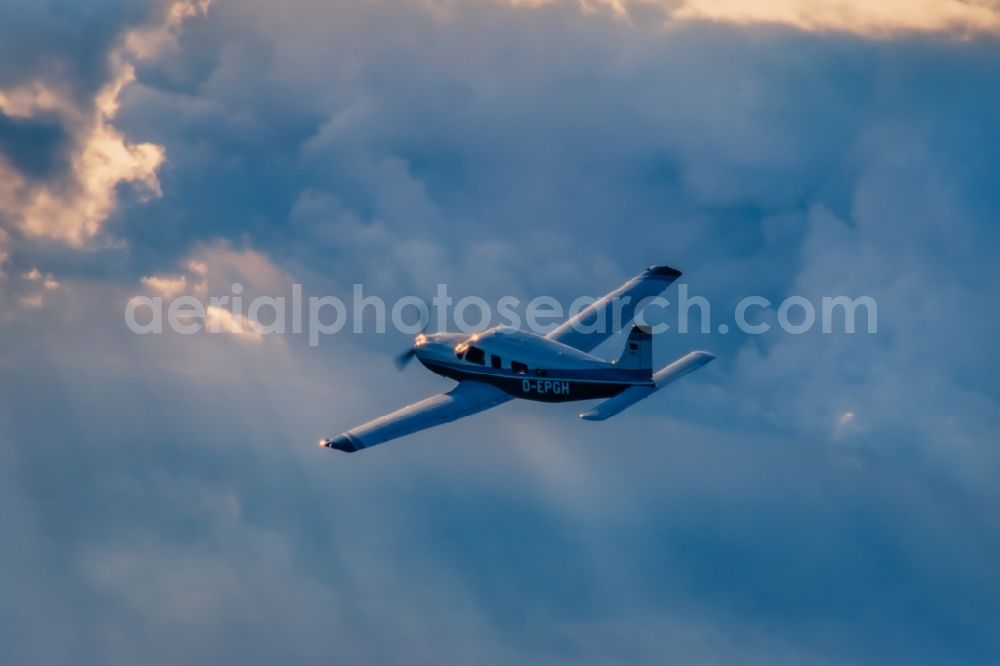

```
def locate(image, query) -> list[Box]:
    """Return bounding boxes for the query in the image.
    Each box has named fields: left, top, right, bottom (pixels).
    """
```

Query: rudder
left=615, top=325, right=652, bottom=376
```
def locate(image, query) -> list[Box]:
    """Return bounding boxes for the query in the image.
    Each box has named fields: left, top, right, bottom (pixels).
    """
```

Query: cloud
left=499, top=0, right=1000, bottom=36
left=18, top=293, right=44, bottom=310
left=23, top=267, right=60, bottom=290
left=204, top=304, right=264, bottom=340
left=124, top=0, right=211, bottom=60
left=0, top=264, right=63, bottom=311
left=832, top=409, right=863, bottom=441
left=141, top=273, right=188, bottom=297
left=671, top=0, right=1000, bottom=36
left=3, top=1, right=1000, bottom=664
left=0, top=0, right=207, bottom=247
left=138, top=241, right=291, bottom=340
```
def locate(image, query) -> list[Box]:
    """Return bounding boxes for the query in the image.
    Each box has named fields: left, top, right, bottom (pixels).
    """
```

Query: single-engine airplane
left=320, top=265, right=714, bottom=453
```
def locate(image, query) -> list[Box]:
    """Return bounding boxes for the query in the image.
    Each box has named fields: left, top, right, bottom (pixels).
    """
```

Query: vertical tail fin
left=615, top=325, right=652, bottom=377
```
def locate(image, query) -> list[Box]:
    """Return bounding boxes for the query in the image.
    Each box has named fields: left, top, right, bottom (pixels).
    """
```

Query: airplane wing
left=546, top=265, right=682, bottom=353
left=321, top=381, right=512, bottom=452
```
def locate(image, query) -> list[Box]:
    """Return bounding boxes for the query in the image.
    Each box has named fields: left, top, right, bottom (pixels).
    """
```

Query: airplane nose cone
left=319, top=434, right=360, bottom=453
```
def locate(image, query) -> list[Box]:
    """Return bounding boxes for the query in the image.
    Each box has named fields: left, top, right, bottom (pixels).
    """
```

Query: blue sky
left=2, top=1, right=999, bottom=663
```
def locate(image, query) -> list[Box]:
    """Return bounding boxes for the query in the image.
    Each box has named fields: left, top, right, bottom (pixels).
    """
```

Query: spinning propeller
left=394, top=345, right=419, bottom=370
left=394, top=313, right=432, bottom=370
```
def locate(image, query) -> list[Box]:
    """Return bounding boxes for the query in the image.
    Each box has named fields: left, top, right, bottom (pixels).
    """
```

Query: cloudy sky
left=2, top=0, right=1000, bottom=663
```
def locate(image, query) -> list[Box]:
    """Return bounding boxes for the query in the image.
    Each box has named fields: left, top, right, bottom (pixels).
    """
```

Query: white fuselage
left=412, top=326, right=651, bottom=403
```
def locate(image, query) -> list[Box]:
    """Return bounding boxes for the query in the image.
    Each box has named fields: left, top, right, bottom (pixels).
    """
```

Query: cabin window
left=465, top=346, right=485, bottom=365
left=628, top=342, right=639, bottom=351
left=491, top=355, right=502, bottom=369
left=511, top=360, right=528, bottom=375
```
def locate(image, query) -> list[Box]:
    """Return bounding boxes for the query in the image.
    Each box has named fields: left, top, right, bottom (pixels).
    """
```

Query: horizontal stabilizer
left=579, top=351, right=714, bottom=421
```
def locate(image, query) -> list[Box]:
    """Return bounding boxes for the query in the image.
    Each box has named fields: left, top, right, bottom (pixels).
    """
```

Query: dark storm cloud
left=0, top=111, right=71, bottom=179
left=3, top=1, right=1000, bottom=664
left=0, top=0, right=156, bottom=101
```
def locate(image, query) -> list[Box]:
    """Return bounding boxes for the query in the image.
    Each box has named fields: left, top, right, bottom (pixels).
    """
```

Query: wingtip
left=682, top=350, right=717, bottom=367
left=319, top=434, right=361, bottom=453
left=646, top=265, right=682, bottom=279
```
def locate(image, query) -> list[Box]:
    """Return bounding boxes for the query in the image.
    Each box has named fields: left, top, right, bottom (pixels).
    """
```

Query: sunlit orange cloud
left=504, top=0, right=1000, bottom=36
left=141, top=274, right=188, bottom=299
left=139, top=242, right=289, bottom=341
left=205, top=306, right=265, bottom=341
left=0, top=0, right=209, bottom=248
left=672, top=0, right=1000, bottom=37
left=0, top=68, right=165, bottom=246
left=0, top=228, right=8, bottom=270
